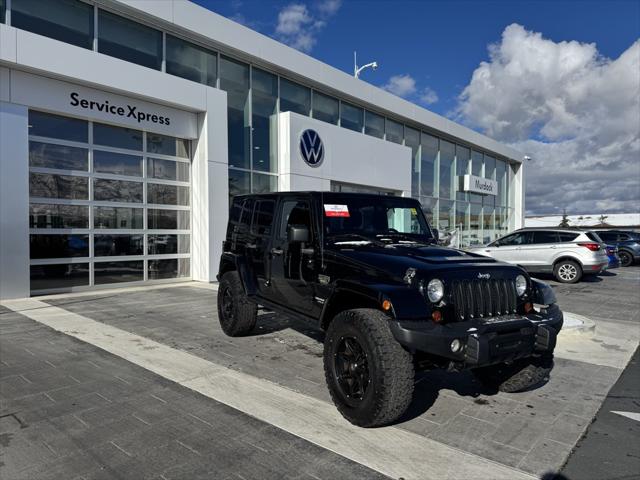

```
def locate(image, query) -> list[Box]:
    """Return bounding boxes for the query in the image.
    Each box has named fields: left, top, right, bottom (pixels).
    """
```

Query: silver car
left=470, top=228, right=609, bottom=283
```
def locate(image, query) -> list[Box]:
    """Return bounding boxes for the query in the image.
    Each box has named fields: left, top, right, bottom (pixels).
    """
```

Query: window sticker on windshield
left=411, top=208, right=418, bottom=215
left=324, top=204, right=350, bottom=217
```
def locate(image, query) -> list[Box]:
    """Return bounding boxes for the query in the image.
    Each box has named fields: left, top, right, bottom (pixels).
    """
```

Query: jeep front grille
left=450, top=278, right=518, bottom=321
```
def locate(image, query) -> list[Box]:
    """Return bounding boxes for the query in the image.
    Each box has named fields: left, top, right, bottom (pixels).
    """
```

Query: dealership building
left=0, top=0, right=525, bottom=299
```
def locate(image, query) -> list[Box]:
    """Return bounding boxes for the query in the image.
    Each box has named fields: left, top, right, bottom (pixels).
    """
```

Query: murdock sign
left=462, top=174, right=497, bottom=196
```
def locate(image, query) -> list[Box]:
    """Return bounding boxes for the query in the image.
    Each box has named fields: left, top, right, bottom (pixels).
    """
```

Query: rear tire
left=217, top=271, right=257, bottom=337
left=323, top=309, right=414, bottom=427
left=619, top=250, right=633, bottom=267
left=554, top=260, right=582, bottom=283
left=473, top=355, right=554, bottom=393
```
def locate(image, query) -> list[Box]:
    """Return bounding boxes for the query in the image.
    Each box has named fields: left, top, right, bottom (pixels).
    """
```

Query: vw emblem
left=299, top=129, right=324, bottom=167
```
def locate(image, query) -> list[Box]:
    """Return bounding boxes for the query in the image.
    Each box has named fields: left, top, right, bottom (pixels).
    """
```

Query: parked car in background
left=470, top=228, right=609, bottom=284
left=596, top=230, right=640, bottom=267
left=604, top=244, right=620, bottom=269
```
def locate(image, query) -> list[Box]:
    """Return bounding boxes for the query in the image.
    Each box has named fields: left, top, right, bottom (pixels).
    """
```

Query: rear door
left=248, top=199, right=276, bottom=298
left=523, top=230, right=560, bottom=270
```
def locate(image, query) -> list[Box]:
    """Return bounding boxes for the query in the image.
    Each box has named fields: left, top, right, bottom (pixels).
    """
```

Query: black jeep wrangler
left=217, top=192, right=563, bottom=427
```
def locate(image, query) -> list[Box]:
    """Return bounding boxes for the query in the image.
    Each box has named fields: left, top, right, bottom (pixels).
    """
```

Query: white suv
left=470, top=228, right=609, bottom=283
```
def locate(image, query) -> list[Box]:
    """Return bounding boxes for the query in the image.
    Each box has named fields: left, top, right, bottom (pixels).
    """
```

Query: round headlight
left=427, top=279, right=444, bottom=303
left=515, top=275, right=527, bottom=296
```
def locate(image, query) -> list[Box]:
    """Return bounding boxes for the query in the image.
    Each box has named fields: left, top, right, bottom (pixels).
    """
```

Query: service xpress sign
left=70, top=92, right=171, bottom=125
left=462, top=174, right=498, bottom=196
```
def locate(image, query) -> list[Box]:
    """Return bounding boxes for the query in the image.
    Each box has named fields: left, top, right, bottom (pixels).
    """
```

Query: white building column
left=191, top=88, right=228, bottom=283
left=511, top=162, right=525, bottom=230
left=0, top=101, right=30, bottom=299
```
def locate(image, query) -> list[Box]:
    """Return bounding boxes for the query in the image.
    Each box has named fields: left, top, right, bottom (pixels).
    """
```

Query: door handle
left=246, top=243, right=257, bottom=250
left=550, top=245, right=557, bottom=249
left=270, top=248, right=283, bottom=256
left=515, top=247, right=522, bottom=250
left=484, top=249, right=491, bottom=252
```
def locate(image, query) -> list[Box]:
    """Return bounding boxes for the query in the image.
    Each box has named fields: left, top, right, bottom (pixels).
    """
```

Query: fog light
left=450, top=339, right=462, bottom=353
left=431, top=310, right=442, bottom=323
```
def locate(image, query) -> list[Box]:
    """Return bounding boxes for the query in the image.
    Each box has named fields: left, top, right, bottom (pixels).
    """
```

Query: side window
left=532, top=231, right=559, bottom=244
left=618, top=234, right=630, bottom=241
left=558, top=232, right=579, bottom=242
left=251, top=200, right=275, bottom=236
left=500, top=232, right=530, bottom=246
left=278, top=200, right=311, bottom=239
left=238, top=198, right=254, bottom=233
left=598, top=232, right=615, bottom=242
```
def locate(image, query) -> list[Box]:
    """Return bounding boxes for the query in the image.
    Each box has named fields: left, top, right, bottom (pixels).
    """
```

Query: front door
left=484, top=231, right=532, bottom=264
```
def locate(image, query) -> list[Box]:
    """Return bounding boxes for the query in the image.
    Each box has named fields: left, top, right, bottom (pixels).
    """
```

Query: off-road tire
left=217, top=271, right=257, bottom=337
left=553, top=259, right=582, bottom=284
left=323, top=308, right=414, bottom=427
left=472, top=355, right=554, bottom=393
left=619, top=250, right=633, bottom=267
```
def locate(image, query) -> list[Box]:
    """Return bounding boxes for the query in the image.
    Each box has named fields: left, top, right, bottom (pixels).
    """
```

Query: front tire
left=217, top=271, right=257, bottom=337
left=619, top=250, right=633, bottom=267
left=323, top=309, right=414, bottom=427
left=473, top=355, right=554, bottom=393
left=554, top=260, right=582, bottom=283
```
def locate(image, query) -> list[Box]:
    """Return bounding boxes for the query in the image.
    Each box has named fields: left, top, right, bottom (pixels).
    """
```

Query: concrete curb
left=561, top=311, right=597, bottom=335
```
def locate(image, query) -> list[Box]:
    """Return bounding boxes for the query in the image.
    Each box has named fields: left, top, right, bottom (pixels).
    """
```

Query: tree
left=599, top=214, right=609, bottom=225
left=559, top=209, right=570, bottom=227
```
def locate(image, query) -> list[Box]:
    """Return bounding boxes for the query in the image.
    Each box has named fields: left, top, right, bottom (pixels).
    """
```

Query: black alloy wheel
left=619, top=250, right=633, bottom=267
left=334, top=336, right=370, bottom=406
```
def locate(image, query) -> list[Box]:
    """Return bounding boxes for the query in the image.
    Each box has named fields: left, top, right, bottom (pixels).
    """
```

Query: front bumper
left=389, top=304, right=563, bottom=368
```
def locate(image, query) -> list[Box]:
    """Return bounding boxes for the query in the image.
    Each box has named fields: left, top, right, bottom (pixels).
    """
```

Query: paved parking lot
left=1, top=266, right=639, bottom=479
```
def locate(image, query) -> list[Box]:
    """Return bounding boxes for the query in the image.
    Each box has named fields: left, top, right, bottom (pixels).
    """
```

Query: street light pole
left=354, top=51, right=378, bottom=79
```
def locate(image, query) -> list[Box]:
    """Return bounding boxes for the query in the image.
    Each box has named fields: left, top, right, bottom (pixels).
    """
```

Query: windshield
left=322, top=195, right=433, bottom=244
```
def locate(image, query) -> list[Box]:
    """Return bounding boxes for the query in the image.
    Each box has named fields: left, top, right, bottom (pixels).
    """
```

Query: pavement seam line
left=2, top=298, right=538, bottom=480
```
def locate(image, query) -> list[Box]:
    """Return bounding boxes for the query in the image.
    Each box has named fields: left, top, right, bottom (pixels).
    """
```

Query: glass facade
left=28, top=111, right=191, bottom=293
left=166, top=35, right=217, bottom=87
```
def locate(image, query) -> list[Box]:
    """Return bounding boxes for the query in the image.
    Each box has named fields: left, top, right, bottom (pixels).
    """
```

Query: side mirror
left=288, top=225, right=309, bottom=243
left=432, top=228, right=439, bottom=242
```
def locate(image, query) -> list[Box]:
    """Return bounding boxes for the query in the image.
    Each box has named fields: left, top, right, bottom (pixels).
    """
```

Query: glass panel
left=166, top=35, right=217, bottom=87
left=483, top=206, right=495, bottom=244
left=421, top=133, right=437, bottom=198
left=29, top=203, right=88, bottom=229
left=30, top=263, right=89, bottom=290
left=496, top=160, right=507, bottom=207
left=484, top=154, right=496, bottom=180
left=29, top=142, right=88, bottom=171
left=29, top=173, right=88, bottom=199
left=147, top=158, right=189, bottom=182
left=94, top=150, right=142, bottom=177
left=251, top=200, right=276, bottom=236
left=148, top=234, right=190, bottom=254
left=147, top=183, right=190, bottom=206
left=385, top=119, right=403, bottom=144
left=0, top=0, right=5, bottom=23
left=98, top=10, right=162, bottom=70
left=280, top=78, right=311, bottom=116
left=30, top=234, right=89, bottom=258
left=252, top=173, right=277, bottom=194
left=455, top=145, right=470, bottom=202
left=148, top=258, right=190, bottom=279
left=148, top=209, right=190, bottom=230
left=312, top=91, right=339, bottom=125
left=340, top=102, right=363, bottom=132
left=29, top=111, right=88, bottom=142
left=469, top=203, right=482, bottom=246
left=364, top=111, right=384, bottom=139
left=94, top=234, right=144, bottom=256
left=532, top=231, right=559, bottom=244
left=251, top=68, right=278, bottom=173
left=93, top=123, right=143, bottom=151
left=439, top=140, right=455, bottom=200
left=94, top=178, right=143, bottom=202
left=404, top=127, right=420, bottom=197
left=12, top=0, right=93, bottom=50
left=455, top=201, right=469, bottom=247
left=94, top=260, right=144, bottom=284
left=147, top=133, right=189, bottom=159
left=469, top=150, right=484, bottom=203
left=438, top=199, right=454, bottom=232
left=229, top=168, right=250, bottom=199
left=219, top=56, right=250, bottom=169
left=94, top=206, right=143, bottom=229
left=419, top=197, right=437, bottom=224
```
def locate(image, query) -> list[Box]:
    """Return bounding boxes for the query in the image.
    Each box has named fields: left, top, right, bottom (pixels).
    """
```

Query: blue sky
left=194, top=0, right=640, bottom=215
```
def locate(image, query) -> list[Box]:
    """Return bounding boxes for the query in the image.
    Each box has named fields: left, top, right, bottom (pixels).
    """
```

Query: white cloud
left=275, top=1, right=341, bottom=53
left=382, top=74, right=417, bottom=97
left=419, top=86, right=438, bottom=105
left=456, top=24, right=640, bottom=214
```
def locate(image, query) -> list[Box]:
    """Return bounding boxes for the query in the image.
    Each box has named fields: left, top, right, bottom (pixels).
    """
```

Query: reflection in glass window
left=147, top=158, right=189, bottom=182
left=229, top=168, right=250, bottom=198
left=29, top=111, right=88, bottom=143
left=94, top=207, right=143, bottom=229
left=94, top=150, right=142, bottom=177
left=94, top=234, right=144, bottom=256
left=438, top=199, right=454, bottom=232
left=280, top=78, right=311, bottom=116
left=483, top=206, right=495, bottom=244
left=364, top=111, right=384, bottom=139
left=385, top=119, right=403, bottom=144
left=421, top=133, right=437, bottom=198
left=340, top=102, right=363, bottom=132
left=148, top=209, right=190, bottom=230
left=439, top=140, right=455, bottom=200
left=471, top=149, right=483, bottom=176
left=29, top=203, right=89, bottom=229
left=455, top=146, right=470, bottom=202
left=94, top=260, right=144, bottom=284
left=148, top=258, right=190, bottom=279
left=455, top=201, right=469, bottom=246
left=148, top=234, right=190, bottom=254
left=166, top=35, right=217, bottom=87
left=251, top=200, right=276, bottom=236
left=469, top=203, right=482, bottom=246
left=219, top=56, right=250, bottom=170
left=98, top=10, right=162, bottom=70
left=484, top=154, right=496, bottom=180
left=30, top=234, right=89, bottom=258
left=404, top=127, right=420, bottom=197
left=94, top=123, right=143, bottom=151
left=312, top=91, right=339, bottom=125
left=94, top=179, right=143, bottom=203
left=496, top=160, right=507, bottom=207
left=251, top=68, right=278, bottom=173
left=147, top=133, right=189, bottom=159
left=30, top=263, right=89, bottom=291
left=419, top=196, right=437, bottom=224
left=29, top=142, right=88, bottom=171
left=12, top=0, right=94, bottom=49
left=252, top=173, right=277, bottom=194
left=29, top=173, right=88, bottom=200
left=147, top=183, right=190, bottom=206
left=0, top=0, right=5, bottom=23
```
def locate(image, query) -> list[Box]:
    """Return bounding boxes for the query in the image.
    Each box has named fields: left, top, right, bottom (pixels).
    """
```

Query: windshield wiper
left=375, top=232, right=434, bottom=245
left=327, top=233, right=387, bottom=247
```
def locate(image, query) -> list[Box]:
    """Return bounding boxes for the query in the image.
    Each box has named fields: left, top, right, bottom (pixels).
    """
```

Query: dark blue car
left=605, top=244, right=620, bottom=269
left=597, top=231, right=640, bottom=267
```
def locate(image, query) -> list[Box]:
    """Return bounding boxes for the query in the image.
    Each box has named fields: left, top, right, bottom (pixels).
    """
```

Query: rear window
left=586, top=232, right=603, bottom=242
left=557, top=232, right=579, bottom=242
left=598, top=231, right=617, bottom=242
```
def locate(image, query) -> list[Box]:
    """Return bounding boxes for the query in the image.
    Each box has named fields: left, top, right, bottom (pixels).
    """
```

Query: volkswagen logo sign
left=299, top=129, right=324, bottom=167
